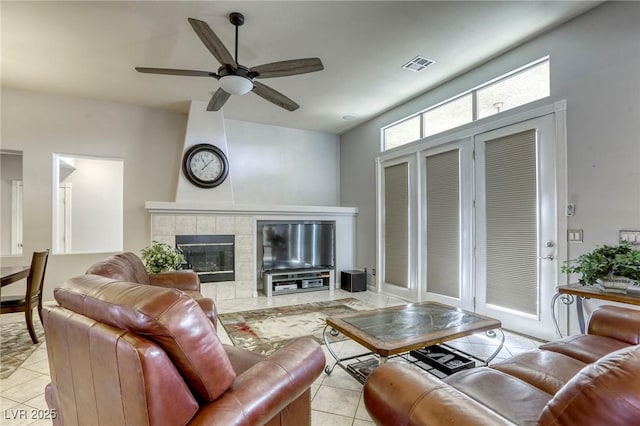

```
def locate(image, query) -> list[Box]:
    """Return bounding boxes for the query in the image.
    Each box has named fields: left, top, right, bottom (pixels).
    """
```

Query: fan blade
left=250, top=58, right=324, bottom=79
left=207, top=88, right=231, bottom=111
left=188, top=18, right=237, bottom=68
left=252, top=81, right=299, bottom=111
left=135, top=67, right=218, bottom=78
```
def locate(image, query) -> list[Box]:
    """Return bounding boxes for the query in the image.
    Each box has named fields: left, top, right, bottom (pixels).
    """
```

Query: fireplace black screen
left=176, top=235, right=234, bottom=283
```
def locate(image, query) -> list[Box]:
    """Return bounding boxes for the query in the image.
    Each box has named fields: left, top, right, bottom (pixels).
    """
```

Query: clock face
left=182, top=144, right=229, bottom=188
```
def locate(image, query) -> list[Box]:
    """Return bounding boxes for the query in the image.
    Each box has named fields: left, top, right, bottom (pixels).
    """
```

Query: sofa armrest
left=188, top=337, right=325, bottom=426
left=148, top=270, right=200, bottom=292
left=148, top=270, right=217, bottom=326
left=588, top=305, right=640, bottom=345
left=364, top=363, right=515, bottom=426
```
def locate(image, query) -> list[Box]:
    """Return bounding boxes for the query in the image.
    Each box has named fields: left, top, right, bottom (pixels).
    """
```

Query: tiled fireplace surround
left=147, top=203, right=357, bottom=301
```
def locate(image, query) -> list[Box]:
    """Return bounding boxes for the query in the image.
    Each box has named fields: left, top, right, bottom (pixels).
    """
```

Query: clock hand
left=201, top=159, right=214, bottom=170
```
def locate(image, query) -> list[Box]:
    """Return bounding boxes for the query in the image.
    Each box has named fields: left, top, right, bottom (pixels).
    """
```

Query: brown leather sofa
left=364, top=305, right=640, bottom=425
left=85, top=251, right=217, bottom=326
left=43, top=274, right=325, bottom=425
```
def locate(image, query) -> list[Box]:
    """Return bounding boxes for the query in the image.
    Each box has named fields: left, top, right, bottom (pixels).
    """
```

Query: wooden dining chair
left=1, top=250, right=50, bottom=344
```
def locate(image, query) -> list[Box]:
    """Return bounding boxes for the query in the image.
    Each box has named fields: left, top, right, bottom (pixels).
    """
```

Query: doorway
left=474, top=114, right=558, bottom=339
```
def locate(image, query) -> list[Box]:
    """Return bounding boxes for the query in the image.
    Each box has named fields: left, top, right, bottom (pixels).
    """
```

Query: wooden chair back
left=27, top=250, right=49, bottom=304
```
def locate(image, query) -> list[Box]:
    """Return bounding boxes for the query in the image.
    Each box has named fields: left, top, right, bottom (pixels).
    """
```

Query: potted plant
left=561, top=243, right=640, bottom=291
left=141, top=241, right=185, bottom=274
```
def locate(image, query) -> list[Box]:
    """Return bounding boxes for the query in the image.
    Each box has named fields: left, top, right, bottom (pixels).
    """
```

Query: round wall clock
left=182, top=144, right=229, bottom=188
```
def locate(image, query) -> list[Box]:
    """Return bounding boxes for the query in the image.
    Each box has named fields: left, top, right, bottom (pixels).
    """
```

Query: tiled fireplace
left=150, top=213, right=255, bottom=300
left=146, top=202, right=358, bottom=300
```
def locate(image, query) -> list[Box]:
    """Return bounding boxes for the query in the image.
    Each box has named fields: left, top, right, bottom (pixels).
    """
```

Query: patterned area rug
left=1, top=320, right=45, bottom=379
left=218, top=298, right=371, bottom=355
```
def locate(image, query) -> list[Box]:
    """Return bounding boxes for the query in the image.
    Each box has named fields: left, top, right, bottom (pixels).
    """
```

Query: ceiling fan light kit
left=135, top=12, right=324, bottom=111
left=220, top=75, right=253, bottom=95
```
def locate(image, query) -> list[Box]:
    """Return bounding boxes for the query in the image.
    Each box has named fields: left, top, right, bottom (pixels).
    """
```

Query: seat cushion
left=539, top=334, right=631, bottom=363
left=54, top=275, right=236, bottom=402
left=444, top=367, right=552, bottom=426
left=491, top=349, right=586, bottom=394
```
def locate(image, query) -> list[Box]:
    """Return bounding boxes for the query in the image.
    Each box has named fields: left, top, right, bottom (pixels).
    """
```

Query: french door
left=415, top=114, right=560, bottom=340
left=379, top=156, right=419, bottom=300
left=379, top=111, right=562, bottom=340
left=474, top=114, right=558, bottom=340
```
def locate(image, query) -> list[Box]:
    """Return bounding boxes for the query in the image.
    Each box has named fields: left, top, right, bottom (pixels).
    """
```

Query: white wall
left=340, top=2, right=640, bottom=289
left=225, top=119, right=340, bottom=206
left=60, top=157, right=124, bottom=253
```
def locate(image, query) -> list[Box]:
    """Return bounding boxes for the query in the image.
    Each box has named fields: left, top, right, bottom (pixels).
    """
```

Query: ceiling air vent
left=402, top=55, right=435, bottom=72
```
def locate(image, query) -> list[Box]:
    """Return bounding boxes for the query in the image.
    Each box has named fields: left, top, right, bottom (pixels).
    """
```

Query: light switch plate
left=620, top=230, right=640, bottom=245
left=568, top=229, right=583, bottom=242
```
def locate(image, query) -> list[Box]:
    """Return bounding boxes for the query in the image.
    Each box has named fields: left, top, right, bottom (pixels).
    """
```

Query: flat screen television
left=258, top=220, right=335, bottom=271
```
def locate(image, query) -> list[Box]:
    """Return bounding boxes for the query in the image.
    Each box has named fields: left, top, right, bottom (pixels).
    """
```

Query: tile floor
left=0, top=288, right=543, bottom=426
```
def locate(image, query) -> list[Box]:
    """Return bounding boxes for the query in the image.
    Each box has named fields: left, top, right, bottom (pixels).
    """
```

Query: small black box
left=341, top=270, right=366, bottom=292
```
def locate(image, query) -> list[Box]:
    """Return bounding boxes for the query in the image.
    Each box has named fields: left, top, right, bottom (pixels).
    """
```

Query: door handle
left=539, top=254, right=555, bottom=260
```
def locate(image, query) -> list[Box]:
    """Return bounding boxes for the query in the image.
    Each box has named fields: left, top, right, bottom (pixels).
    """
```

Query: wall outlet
left=620, top=230, right=640, bottom=245
left=372, top=268, right=376, bottom=276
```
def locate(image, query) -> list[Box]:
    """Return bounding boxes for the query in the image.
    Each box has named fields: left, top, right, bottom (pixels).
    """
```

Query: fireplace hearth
left=176, top=235, right=235, bottom=283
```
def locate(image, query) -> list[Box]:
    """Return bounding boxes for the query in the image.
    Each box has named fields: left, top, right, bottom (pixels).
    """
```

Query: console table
left=551, top=284, right=640, bottom=336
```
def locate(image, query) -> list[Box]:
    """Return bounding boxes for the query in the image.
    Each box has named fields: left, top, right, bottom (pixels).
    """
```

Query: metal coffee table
left=323, top=301, right=504, bottom=382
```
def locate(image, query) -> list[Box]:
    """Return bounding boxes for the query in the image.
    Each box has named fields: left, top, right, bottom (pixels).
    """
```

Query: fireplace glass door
left=176, top=235, right=235, bottom=282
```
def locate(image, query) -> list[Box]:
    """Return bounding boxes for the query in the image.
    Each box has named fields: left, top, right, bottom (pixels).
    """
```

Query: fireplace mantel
left=145, top=201, right=358, bottom=217
left=145, top=201, right=358, bottom=301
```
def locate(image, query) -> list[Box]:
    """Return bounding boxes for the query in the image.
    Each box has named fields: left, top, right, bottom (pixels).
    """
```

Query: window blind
left=484, top=129, right=537, bottom=314
left=384, top=162, right=409, bottom=288
left=426, top=150, right=460, bottom=298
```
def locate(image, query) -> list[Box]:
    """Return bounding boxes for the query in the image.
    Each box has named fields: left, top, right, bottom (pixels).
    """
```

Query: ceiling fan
left=135, top=13, right=324, bottom=112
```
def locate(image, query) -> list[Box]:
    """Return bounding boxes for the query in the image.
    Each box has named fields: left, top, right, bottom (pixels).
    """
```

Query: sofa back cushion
left=588, top=305, right=640, bottom=345
left=539, top=345, right=640, bottom=425
left=86, top=252, right=150, bottom=285
left=54, top=275, right=236, bottom=402
left=43, top=305, right=199, bottom=426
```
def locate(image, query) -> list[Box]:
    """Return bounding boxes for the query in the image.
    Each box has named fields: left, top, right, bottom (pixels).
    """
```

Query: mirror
left=52, top=154, right=124, bottom=254
left=1, top=150, right=23, bottom=255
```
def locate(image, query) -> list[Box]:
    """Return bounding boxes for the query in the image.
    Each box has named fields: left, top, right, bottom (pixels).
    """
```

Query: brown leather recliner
left=364, top=305, right=640, bottom=425
left=86, top=251, right=217, bottom=326
left=43, top=275, right=325, bottom=426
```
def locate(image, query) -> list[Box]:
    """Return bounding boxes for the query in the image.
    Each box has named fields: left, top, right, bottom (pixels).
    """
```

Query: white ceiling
left=1, top=1, right=602, bottom=134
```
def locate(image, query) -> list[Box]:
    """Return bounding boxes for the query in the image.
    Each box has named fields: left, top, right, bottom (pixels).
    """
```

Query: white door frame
left=11, top=180, right=23, bottom=255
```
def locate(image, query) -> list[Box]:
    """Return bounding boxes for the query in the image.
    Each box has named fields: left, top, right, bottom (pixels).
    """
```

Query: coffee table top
left=325, top=301, right=501, bottom=357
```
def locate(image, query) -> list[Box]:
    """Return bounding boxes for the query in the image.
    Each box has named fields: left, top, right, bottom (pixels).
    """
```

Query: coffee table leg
left=323, top=325, right=341, bottom=374
left=323, top=325, right=375, bottom=378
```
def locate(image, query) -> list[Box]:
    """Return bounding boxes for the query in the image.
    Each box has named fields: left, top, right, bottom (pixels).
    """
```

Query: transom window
left=382, top=57, right=550, bottom=150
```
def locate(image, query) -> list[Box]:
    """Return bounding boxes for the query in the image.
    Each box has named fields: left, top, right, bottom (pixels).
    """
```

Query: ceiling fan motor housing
left=229, top=12, right=244, bottom=26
